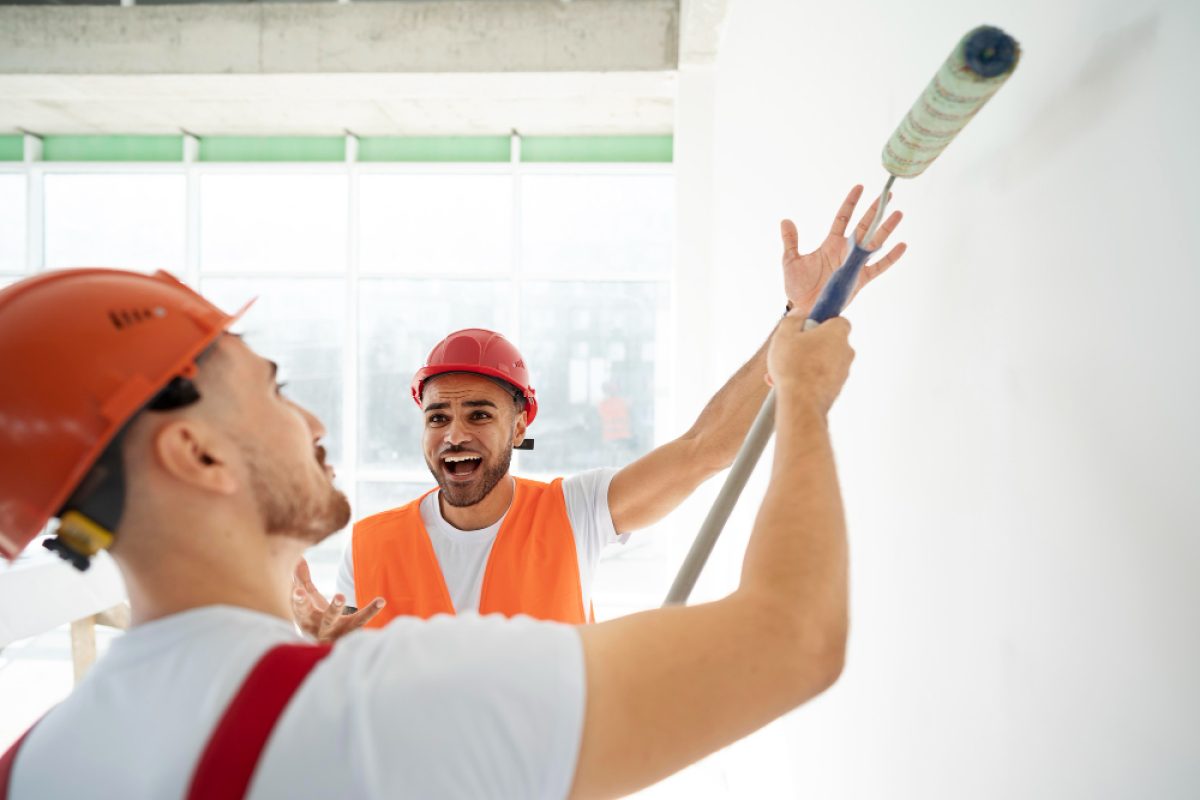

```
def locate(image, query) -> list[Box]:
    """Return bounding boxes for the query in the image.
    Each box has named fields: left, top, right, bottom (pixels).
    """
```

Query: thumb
left=780, top=219, right=799, bottom=256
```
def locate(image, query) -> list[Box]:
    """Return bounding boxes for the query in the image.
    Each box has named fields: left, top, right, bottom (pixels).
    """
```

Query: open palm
left=781, top=184, right=907, bottom=317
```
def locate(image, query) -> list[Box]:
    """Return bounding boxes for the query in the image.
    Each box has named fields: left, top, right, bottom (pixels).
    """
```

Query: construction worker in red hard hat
left=2, top=264, right=860, bottom=798
left=290, top=185, right=907, bottom=636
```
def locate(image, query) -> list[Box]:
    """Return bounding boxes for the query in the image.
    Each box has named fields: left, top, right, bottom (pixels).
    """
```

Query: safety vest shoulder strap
left=354, top=488, right=454, bottom=625
left=479, top=477, right=588, bottom=623
left=185, top=642, right=332, bottom=800
left=0, top=723, right=36, bottom=800
left=0, top=642, right=331, bottom=800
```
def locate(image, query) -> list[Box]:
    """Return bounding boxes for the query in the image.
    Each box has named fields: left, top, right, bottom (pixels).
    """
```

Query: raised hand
left=780, top=184, right=907, bottom=317
left=291, top=558, right=385, bottom=643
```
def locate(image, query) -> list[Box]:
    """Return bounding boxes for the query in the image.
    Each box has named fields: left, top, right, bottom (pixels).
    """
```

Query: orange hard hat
left=0, top=269, right=249, bottom=563
left=410, top=328, right=539, bottom=425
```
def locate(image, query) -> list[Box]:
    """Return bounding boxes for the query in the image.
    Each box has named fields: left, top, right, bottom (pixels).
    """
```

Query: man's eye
left=471, top=411, right=492, bottom=421
left=427, top=414, right=447, bottom=425
left=274, top=381, right=288, bottom=396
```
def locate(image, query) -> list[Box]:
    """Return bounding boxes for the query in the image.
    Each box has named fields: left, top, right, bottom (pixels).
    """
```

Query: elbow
left=677, top=431, right=734, bottom=477
left=812, top=626, right=847, bottom=693
left=774, top=601, right=849, bottom=702
left=742, top=590, right=848, bottom=703
left=794, top=615, right=848, bottom=696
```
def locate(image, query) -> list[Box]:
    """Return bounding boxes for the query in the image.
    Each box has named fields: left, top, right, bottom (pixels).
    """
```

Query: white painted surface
left=0, top=551, right=126, bottom=648
left=664, top=0, right=1200, bottom=796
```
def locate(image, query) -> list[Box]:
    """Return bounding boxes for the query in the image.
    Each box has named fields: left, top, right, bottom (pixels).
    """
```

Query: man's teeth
left=444, top=454, right=482, bottom=463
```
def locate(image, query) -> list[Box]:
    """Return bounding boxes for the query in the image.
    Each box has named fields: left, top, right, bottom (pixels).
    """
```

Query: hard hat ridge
left=410, top=328, right=539, bottom=426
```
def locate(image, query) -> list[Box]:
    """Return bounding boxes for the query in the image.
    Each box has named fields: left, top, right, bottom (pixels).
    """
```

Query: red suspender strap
left=0, top=725, right=37, bottom=800
left=186, top=642, right=332, bottom=800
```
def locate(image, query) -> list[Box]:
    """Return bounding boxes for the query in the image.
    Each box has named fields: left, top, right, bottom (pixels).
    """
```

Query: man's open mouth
left=442, top=453, right=482, bottom=478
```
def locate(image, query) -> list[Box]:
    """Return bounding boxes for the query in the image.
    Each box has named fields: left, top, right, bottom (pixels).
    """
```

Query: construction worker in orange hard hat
left=290, top=184, right=907, bottom=637
left=3, top=263, right=858, bottom=798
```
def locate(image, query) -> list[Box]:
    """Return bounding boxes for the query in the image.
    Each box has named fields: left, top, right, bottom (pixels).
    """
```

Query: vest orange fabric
left=353, top=477, right=589, bottom=626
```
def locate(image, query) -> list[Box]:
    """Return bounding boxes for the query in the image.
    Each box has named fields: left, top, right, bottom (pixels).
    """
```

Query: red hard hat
left=0, top=269, right=249, bottom=561
left=411, top=328, right=538, bottom=425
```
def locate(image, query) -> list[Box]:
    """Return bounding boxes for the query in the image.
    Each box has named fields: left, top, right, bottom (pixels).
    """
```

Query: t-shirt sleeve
left=334, top=531, right=356, bottom=605
left=338, top=614, right=586, bottom=799
left=562, top=467, right=630, bottom=571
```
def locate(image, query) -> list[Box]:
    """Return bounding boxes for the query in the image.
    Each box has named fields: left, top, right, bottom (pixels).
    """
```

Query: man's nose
left=444, top=416, right=471, bottom=446
left=299, top=404, right=327, bottom=441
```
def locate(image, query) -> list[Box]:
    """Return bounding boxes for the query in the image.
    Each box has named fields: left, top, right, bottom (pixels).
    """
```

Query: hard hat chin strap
left=45, top=432, right=127, bottom=572
left=46, top=374, right=205, bottom=571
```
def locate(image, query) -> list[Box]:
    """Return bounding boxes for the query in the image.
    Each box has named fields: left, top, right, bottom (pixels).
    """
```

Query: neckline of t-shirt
left=421, top=490, right=508, bottom=538
left=101, top=605, right=298, bottom=668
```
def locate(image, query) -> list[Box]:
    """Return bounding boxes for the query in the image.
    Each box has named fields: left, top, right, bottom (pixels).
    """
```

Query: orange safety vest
left=353, top=477, right=590, bottom=626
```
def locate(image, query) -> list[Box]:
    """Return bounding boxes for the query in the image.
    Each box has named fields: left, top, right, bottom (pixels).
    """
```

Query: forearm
left=737, top=386, right=848, bottom=661
left=606, top=325, right=775, bottom=533
left=680, top=330, right=772, bottom=474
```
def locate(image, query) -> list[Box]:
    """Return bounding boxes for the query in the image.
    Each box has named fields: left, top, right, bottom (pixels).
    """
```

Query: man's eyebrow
left=423, top=399, right=499, bottom=413
left=266, top=360, right=278, bottom=382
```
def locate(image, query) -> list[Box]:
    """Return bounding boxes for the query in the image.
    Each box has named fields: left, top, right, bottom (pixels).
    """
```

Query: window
left=0, top=174, right=26, bottom=275
left=200, top=173, right=348, bottom=274
left=4, top=154, right=674, bottom=579
left=43, top=173, right=186, bottom=273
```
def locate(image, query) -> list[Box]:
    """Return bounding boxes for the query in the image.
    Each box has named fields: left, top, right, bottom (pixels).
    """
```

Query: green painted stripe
left=520, top=136, right=673, bottom=163
left=42, top=135, right=184, bottom=162
left=0, top=136, right=23, bottom=161
left=358, top=136, right=511, bottom=163
left=199, top=136, right=346, bottom=163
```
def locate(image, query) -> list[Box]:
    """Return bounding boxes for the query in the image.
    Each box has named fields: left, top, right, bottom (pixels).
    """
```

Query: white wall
left=669, top=0, right=1200, bottom=796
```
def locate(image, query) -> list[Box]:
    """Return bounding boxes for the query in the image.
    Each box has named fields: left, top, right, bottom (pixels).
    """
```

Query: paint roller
left=664, top=25, right=1021, bottom=606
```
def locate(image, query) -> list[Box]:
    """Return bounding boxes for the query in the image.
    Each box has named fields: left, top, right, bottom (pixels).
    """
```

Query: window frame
left=0, top=139, right=676, bottom=576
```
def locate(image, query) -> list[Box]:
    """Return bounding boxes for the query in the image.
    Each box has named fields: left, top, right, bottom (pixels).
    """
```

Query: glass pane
left=520, top=173, right=673, bottom=277
left=44, top=173, right=185, bottom=273
left=520, top=281, right=667, bottom=474
left=356, top=480, right=436, bottom=520
left=358, top=278, right=512, bottom=470
left=200, top=277, right=346, bottom=467
left=359, top=173, right=511, bottom=276
left=200, top=173, right=347, bottom=274
left=0, top=174, right=26, bottom=272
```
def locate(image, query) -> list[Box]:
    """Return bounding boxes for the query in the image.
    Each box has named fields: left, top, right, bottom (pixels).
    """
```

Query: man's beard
left=427, top=445, right=512, bottom=508
left=244, top=442, right=351, bottom=544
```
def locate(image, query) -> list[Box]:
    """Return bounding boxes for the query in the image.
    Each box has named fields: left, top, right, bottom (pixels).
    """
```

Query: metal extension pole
left=663, top=389, right=777, bottom=605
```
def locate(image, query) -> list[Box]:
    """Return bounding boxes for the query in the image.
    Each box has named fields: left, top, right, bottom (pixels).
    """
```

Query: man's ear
left=512, top=409, right=529, bottom=449
left=152, top=420, right=238, bottom=495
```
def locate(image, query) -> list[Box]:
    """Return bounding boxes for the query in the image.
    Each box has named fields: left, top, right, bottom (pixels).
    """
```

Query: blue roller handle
left=808, top=239, right=873, bottom=324
left=663, top=239, right=875, bottom=606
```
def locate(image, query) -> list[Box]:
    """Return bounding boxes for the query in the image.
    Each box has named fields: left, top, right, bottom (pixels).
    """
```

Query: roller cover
left=882, top=25, right=1020, bottom=178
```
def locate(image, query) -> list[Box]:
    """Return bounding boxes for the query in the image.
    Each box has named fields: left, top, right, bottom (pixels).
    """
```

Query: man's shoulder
left=353, top=495, right=428, bottom=537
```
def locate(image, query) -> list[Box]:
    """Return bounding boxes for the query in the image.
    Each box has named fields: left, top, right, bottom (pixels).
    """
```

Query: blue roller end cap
left=964, top=26, right=1018, bottom=78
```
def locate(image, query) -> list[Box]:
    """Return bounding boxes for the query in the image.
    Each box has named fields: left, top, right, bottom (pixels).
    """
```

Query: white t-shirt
left=337, top=468, right=629, bottom=612
left=12, top=605, right=585, bottom=799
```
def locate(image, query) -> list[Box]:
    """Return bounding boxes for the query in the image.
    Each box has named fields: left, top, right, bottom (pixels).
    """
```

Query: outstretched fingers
left=865, top=210, right=903, bottom=251
left=828, top=185, right=864, bottom=238
left=317, top=593, right=348, bottom=640
left=340, top=598, right=386, bottom=634
left=862, top=242, right=908, bottom=284
left=852, top=193, right=895, bottom=245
